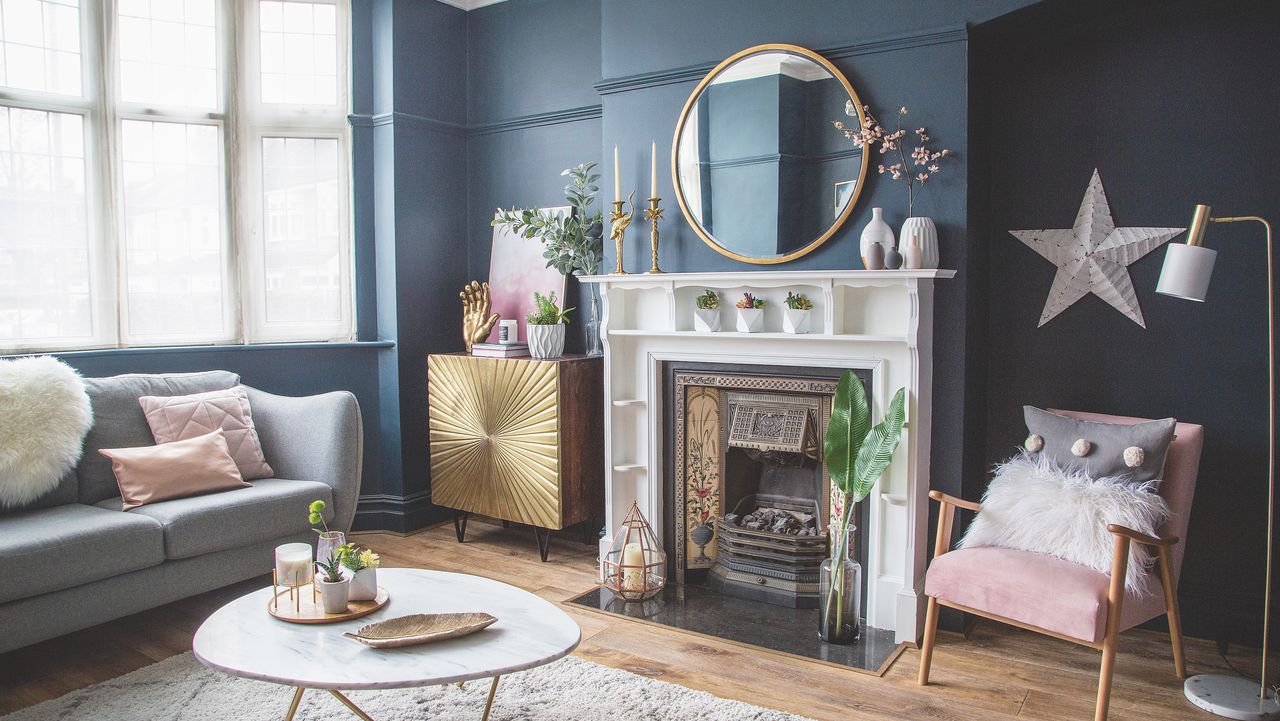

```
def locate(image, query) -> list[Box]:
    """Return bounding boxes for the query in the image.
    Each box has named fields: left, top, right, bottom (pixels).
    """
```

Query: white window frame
left=0, top=0, right=354, bottom=354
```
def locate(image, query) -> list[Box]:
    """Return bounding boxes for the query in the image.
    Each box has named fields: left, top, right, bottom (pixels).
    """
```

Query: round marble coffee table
left=193, top=568, right=580, bottom=721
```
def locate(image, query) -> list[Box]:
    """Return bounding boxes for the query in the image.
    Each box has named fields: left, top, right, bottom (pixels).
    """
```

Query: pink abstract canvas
left=486, top=207, right=568, bottom=343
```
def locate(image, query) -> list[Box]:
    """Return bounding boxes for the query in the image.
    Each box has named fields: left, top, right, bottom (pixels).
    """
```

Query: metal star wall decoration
left=1010, top=169, right=1184, bottom=328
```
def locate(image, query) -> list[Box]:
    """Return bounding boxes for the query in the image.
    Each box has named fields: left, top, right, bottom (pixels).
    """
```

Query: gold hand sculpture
left=459, top=280, right=500, bottom=353
left=610, top=191, right=636, bottom=275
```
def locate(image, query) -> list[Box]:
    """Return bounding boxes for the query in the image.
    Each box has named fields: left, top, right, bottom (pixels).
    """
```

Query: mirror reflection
left=673, top=46, right=866, bottom=263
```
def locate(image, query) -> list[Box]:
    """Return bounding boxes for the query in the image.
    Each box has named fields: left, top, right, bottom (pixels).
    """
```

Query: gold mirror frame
left=670, top=43, right=869, bottom=265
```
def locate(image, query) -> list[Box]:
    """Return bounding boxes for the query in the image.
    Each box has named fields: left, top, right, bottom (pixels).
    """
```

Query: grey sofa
left=0, top=371, right=362, bottom=654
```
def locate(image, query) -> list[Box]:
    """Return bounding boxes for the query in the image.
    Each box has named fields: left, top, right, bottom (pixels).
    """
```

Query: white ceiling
left=434, top=0, right=508, bottom=10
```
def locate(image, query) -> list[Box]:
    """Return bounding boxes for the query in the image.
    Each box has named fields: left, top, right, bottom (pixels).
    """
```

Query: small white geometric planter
left=693, top=308, right=721, bottom=333
left=528, top=324, right=566, bottom=359
left=348, top=567, right=377, bottom=602
left=735, top=308, right=764, bottom=333
left=783, top=309, right=811, bottom=334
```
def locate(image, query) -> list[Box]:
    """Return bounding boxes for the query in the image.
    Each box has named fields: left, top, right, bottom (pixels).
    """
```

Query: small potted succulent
left=734, top=292, right=765, bottom=333
left=783, top=291, right=814, bottom=334
left=315, top=546, right=351, bottom=614
left=342, top=544, right=380, bottom=602
left=693, top=289, right=721, bottom=333
left=526, top=291, right=574, bottom=359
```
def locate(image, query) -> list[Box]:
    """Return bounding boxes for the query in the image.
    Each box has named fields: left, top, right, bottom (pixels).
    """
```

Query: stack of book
left=471, top=342, right=530, bottom=358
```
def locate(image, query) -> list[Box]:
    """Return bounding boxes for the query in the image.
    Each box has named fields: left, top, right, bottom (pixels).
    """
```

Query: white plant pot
left=735, top=308, right=764, bottom=333
left=860, top=207, right=895, bottom=268
left=348, top=567, right=377, bottom=601
left=317, top=576, right=351, bottom=614
left=693, top=308, right=721, bottom=333
left=899, top=216, right=939, bottom=269
left=527, top=323, right=565, bottom=359
left=783, top=308, right=811, bottom=334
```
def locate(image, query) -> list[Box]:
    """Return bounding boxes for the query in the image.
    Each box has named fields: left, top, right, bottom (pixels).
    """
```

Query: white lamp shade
left=1156, top=242, right=1217, bottom=302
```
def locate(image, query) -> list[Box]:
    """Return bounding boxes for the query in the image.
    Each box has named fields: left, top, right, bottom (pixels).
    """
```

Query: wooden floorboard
left=0, top=521, right=1272, bottom=720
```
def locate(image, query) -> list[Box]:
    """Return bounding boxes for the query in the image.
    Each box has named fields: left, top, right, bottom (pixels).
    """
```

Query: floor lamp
left=1156, top=204, right=1279, bottom=720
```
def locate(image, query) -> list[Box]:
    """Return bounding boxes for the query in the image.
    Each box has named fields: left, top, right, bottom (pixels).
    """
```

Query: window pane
left=0, top=0, right=82, bottom=96
left=0, top=106, right=93, bottom=346
left=117, top=0, right=217, bottom=109
left=259, top=1, right=337, bottom=106
left=261, top=135, right=341, bottom=324
left=120, top=119, right=226, bottom=340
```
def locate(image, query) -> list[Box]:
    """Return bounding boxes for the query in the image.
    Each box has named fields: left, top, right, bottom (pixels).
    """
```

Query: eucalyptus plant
left=492, top=163, right=605, bottom=276
left=823, top=371, right=907, bottom=638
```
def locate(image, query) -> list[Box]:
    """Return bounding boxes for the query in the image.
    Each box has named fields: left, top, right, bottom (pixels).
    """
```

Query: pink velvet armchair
left=917, top=410, right=1204, bottom=721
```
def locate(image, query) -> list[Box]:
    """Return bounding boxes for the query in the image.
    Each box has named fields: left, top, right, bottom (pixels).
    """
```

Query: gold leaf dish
left=343, top=612, right=498, bottom=648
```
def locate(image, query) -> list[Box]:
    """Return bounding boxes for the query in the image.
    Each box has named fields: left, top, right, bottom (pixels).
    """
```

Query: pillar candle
left=621, top=542, right=645, bottom=592
left=274, top=543, right=313, bottom=587
left=650, top=141, right=657, bottom=198
left=613, top=145, right=620, bottom=202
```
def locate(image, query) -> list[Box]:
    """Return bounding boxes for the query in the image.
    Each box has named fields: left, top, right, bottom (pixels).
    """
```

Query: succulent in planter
left=315, top=546, right=351, bottom=614
left=341, top=544, right=381, bottom=602
left=783, top=292, right=814, bottom=334
left=527, top=291, right=574, bottom=359
left=734, top=293, right=765, bottom=333
left=693, top=289, right=721, bottom=333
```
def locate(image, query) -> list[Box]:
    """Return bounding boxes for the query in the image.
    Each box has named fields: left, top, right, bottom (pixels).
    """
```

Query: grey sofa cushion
left=0, top=503, right=164, bottom=604
left=1023, top=406, right=1177, bottom=483
left=76, top=371, right=240, bottom=505
left=96, top=478, right=333, bottom=560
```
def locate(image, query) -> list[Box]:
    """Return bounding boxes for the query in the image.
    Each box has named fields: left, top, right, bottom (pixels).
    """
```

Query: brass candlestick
left=610, top=191, right=635, bottom=275
left=643, top=197, right=663, bottom=274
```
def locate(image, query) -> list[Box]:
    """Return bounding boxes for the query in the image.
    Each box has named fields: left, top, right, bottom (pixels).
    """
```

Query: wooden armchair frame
left=917, top=490, right=1186, bottom=721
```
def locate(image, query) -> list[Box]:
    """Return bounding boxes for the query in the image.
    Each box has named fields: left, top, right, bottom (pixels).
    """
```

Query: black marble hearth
left=566, top=581, right=902, bottom=675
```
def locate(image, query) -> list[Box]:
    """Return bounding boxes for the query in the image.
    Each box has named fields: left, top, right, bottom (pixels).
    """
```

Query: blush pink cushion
left=138, top=385, right=273, bottom=480
left=924, top=546, right=1168, bottom=643
left=98, top=429, right=250, bottom=510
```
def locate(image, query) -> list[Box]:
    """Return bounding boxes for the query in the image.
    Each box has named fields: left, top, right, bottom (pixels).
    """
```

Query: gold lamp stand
left=1157, top=206, right=1279, bottom=720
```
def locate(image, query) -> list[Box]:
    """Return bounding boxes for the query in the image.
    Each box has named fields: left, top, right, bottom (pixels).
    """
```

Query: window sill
left=16, top=340, right=396, bottom=360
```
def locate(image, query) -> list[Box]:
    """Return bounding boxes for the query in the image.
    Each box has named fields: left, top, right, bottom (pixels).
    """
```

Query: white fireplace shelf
left=580, top=268, right=955, bottom=646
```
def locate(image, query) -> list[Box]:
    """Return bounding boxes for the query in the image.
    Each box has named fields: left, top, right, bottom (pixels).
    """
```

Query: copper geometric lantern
left=601, top=501, right=666, bottom=601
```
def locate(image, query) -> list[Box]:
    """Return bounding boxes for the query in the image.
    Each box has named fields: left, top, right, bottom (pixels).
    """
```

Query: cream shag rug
left=3, top=652, right=815, bottom=721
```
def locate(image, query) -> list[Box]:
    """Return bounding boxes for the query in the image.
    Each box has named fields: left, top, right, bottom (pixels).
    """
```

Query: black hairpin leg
left=501, top=519, right=511, bottom=529
left=533, top=526, right=551, bottom=562
left=453, top=511, right=469, bottom=543
left=580, top=519, right=600, bottom=546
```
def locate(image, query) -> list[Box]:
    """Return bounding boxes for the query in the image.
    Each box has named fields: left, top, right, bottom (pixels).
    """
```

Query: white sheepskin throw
left=0, top=356, right=93, bottom=509
left=959, top=452, right=1169, bottom=596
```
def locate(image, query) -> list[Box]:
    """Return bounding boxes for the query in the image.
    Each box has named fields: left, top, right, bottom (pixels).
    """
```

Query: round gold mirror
left=671, top=44, right=868, bottom=264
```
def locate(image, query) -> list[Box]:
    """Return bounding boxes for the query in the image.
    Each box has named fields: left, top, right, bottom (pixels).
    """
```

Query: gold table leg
left=481, top=676, right=501, bottom=721
left=329, top=690, right=377, bottom=721
left=283, top=687, right=305, bottom=721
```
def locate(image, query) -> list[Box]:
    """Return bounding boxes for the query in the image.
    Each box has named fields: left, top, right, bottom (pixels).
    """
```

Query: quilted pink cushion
left=138, top=386, right=274, bottom=480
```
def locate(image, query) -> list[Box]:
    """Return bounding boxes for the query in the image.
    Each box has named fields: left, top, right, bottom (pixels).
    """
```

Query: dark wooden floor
left=1, top=521, right=1272, bottom=720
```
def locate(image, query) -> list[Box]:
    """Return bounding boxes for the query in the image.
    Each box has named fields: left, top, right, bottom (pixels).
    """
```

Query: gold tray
left=267, top=585, right=390, bottom=624
left=343, top=612, right=498, bottom=648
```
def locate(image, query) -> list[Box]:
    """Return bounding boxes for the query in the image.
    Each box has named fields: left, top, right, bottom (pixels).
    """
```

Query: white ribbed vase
left=899, top=217, right=939, bottom=269
left=527, top=324, right=565, bottom=359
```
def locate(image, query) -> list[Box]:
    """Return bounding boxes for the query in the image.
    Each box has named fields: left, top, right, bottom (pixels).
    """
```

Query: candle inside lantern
left=613, top=145, right=621, bottom=202
left=274, top=543, right=313, bottom=587
left=621, top=541, right=645, bottom=592
left=650, top=140, right=657, bottom=198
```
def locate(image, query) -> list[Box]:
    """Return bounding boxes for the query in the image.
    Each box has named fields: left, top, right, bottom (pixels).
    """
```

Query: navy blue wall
left=972, top=0, right=1280, bottom=648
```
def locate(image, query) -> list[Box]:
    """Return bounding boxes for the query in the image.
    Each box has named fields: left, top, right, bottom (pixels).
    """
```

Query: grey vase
left=865, top=240, right=885, bottom=270
left=884, top=246, right=903, bottom=270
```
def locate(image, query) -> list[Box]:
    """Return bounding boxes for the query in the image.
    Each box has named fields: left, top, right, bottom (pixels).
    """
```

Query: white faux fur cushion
left=959, top=452, right=1169, bottom=596
left=0, top=356, right=93, bottom=509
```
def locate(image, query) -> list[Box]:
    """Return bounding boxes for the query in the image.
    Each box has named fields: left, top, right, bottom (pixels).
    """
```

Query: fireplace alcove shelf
left=580, top=269, right=954, bottom=645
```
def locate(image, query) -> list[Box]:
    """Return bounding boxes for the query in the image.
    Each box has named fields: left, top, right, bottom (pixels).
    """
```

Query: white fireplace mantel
left=580, top=269, right=955, bottom=645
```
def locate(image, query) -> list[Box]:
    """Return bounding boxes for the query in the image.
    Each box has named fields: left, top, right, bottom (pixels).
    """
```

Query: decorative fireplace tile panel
left=684, top=386, right=721, bottom=570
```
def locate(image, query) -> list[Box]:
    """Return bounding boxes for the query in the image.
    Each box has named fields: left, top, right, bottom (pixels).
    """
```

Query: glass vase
left=818, top=527, right=861, bottom=644
left=585, top=283, right=602, bottom=356
left=315, top=530, right=346, bottom=573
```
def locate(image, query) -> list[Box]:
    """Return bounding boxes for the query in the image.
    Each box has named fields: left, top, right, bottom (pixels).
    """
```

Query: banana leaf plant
left=823, top=371, right=907, bottom=638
